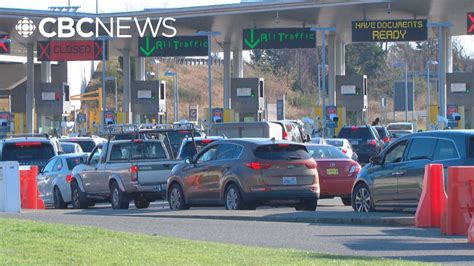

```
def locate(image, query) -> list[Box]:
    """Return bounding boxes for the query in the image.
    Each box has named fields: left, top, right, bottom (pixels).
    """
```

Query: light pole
left=165, top=71, right=179, bottom=122
left=311, top=27, right=336, bottom=138
left=426, top=60, right=438, bottom=129
left=153, top=58, right=160, bottom=81
left=197, top=31, right=221, bottom=130
left=393, top=62, right=409, bottom=122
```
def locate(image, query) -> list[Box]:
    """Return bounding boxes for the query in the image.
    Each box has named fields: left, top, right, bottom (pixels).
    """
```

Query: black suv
left=0, top=135, right=63, bottom=169
left=337, top=126, right=384, bottom=163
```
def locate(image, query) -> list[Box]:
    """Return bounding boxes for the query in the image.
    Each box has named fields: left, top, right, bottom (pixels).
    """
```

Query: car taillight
left=383, top=136, right=391, bottom=143
left=367, top=139, right=377, bottom=145
left=245, top=162, right=272, bottom=170
left=201, top=139, right=213, bottom=144
left=305, top=159, right=317, bottom=169
left=133, top=139, right=143, bottom=143
left=341, top=148, right=348, bottom=154
left=283, top=131, right=289, bottom=140
left=131, top=165, right=138, bottom=181
left=348, top=164, right=361, bottom=176
left=66, top=175, right=73, bottom=183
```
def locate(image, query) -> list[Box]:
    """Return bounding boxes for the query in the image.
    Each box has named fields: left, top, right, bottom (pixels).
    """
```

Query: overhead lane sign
left=242, top=28, right=316, bottom=50
left=468, top=12, right=474, bottom=35
left=0, top=34, right=10, bottom=54
left=138, top=36, right=208, bottom=57
left=352, top=19, right=427, bottom=42
left=37, top=40, right=107, bottom=61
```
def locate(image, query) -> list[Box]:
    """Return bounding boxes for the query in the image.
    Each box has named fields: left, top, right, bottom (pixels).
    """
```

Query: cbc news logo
left=16, top=17, right=36, bottom=38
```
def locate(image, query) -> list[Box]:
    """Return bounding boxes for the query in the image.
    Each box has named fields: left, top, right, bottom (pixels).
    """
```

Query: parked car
left=167, top=139, right=320, bottom=211
left=351, top=130, right=474, bottom=212
left=71, top=139, right=179, bottom=209
left=325, top=138, right=358, bottom=162
left=37, top=153, right=88, bottom=209
left=374, top=126, right=392, bottom=144
left=387, top=122, right=415, bottom=134
left=209, top=122, right=283, bottom=140
left=337, top=126, right=384, bottom=164
left=306, top=144, right=361, bottom=206
left=176, top=136, right=225, bottom=160
left=59, top=136, right=106, bottom=153
left=274, top=120, right=311, bottom=143
left=0, top=134, right=63, bottom=170
left=60, top=142, right=84, bottom=154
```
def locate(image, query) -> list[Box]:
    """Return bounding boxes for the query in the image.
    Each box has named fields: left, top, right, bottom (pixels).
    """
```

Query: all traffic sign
left=242, top=28, right=316, bottom=50
left=37, top=40, right=107, bottom=61
left=138, top=36, right=208, bottom=57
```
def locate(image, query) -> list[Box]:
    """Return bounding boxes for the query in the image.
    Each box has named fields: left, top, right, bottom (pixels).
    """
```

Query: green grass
left=0, top=218, right=423, bottom=265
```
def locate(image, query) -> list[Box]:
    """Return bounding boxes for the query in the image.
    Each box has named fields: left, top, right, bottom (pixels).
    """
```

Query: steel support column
left=232, top=50, right=243, bottom=78
left=328, top=33, right=336, bottom=105
left=26, top=43, right=35, bottom=133
left=40, top=61, right=51, bottom=83
left=336, top=41, right=345, bottom=76
left=122, top=49, right=132, bottom=123
left=135, top=57, right=146, bottom=81
left=223, top=43, right=231, bottom=109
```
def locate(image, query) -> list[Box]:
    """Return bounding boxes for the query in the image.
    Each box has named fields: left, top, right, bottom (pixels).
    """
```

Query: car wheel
left=295, top=198, right=318, bottom=211
left=168, top=184, right=188, bottom=210
left=341, top=197, right=352, bottom=206
left=352, top=183, right=374, bottom=213
left=110, top=182, right=129, bottom=210
left=134, top=195, right=151, bottom=209
left=71, top=182, right=88, bottom=209
left=224, top=184, right=244, bottom=210
left=53, top=187, right=67, bottom=209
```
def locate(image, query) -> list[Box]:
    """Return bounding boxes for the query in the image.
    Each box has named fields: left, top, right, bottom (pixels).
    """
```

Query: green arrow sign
left=242, top=28, right=316, bottom=50
left=138, top=36, right=208, bottom=57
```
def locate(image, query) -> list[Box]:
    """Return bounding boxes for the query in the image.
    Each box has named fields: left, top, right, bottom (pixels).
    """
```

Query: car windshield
left=179, top=140, right=216, bottom=159
left=388, top=124, right=412, bottom=131
left=66, top=156, right=86, bottom=170
left=2, top=142, right=55, bottom=162
left=254, top=144, right=310, bottom=160
left=306, top=145, right=349, bottom=159
left=325, top=139, right=344, bottom=147
left=338, top=127, right=373, bottom=142
left=70, top=141, right=96, bottom=152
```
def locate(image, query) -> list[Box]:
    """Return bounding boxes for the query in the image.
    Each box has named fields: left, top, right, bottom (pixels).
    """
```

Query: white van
left=209, top=122, right=283, bottom=140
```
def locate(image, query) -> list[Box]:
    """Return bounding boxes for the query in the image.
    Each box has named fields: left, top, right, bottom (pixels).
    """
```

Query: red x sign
left=0, top=34, right=10, bottom=54
left=37, top=40, right=107, bottom=61
left=468, top=12, right=474, bottom=35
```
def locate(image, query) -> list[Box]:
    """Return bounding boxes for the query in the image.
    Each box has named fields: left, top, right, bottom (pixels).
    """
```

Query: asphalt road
left=1, top=199, right=472, bottom=264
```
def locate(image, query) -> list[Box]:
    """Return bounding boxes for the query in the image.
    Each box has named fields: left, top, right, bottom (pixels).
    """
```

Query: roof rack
left=100, top=124, right=140, bottom=135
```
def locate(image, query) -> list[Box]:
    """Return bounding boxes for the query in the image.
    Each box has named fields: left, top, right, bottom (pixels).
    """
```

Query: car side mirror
left=185, top=157, right=194, bottom=165
left=370, top=156, right=383, bottom=165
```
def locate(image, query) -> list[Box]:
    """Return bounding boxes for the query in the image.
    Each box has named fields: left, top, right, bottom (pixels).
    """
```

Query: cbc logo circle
left=16, top=17, right=36, bottom=38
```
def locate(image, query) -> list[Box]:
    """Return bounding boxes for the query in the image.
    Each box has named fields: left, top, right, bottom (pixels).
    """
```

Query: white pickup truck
left=70, top=139, right=179, bottom=209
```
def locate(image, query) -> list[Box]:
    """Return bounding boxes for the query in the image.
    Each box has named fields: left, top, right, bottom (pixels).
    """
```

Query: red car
left=306, top=144, right=361, bottom=206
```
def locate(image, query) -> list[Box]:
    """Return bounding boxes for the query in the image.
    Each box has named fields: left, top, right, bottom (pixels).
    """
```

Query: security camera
left=329, top=114, right=339, bottom=122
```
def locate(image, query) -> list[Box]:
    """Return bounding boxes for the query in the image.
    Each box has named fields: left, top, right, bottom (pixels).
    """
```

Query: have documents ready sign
left=352, top=19, right=427, bottom=42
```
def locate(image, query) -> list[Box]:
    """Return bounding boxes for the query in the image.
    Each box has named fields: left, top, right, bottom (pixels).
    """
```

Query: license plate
left=350, top=140, right=359, bottom=145
left=282, top=177, right=297, bottom=185
left=326, top=168, right=339, bottom=175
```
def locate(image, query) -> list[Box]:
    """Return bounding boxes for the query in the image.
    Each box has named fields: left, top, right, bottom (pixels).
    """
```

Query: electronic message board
left=138, top=36, right=208, bottom=57
left=468, top=12, right=474, bottom=35
left=37, top=40, right=107, bottom=61
left=242, top=28, right=316, bottom=50
left=352, top=19, right=427, bottom=42
left=0, top=34, right=10, bottom=54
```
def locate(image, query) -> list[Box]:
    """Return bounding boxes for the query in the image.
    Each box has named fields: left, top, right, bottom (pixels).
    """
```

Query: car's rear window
left=254, top=144, right=310, bottom=160
left=179, top=140, right=216, bottom=159
left=375, top=128, right=388, bottom=138
left=387, top=124, right=412, bottom=131
left=306, top=145, right=348, bottom=159
left=2, top=142, right=55, bottom=161
left=110, top=141, right=168, bottom=161
left=71, top=141, right=96, bottom=152
left=325, top=139, right=344, bottom=147
left=338, top=128, right=373, bottom=141
left=61, top=143, right=76, bottom=154
left=66, top=156, right=86, bottom=170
